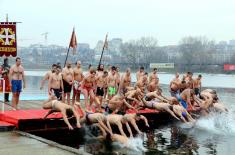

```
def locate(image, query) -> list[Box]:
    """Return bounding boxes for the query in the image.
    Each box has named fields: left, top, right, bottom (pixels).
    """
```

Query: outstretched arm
left=40, top=72, right=49, bottom=90
left=130, top=119, right=142, bottom=135
left=127, top=92, right=139, bottom=102
left=72, top=108, right=81, bottom=128
left=117, top=122, right=127, bottom=137
left=140, top=115, right=149, bottom=127
left=125, top=122, right=133, bottom=137
left=106, top=119, right=113, bottom=135
left=48, top=76, right=52, bottom=95
left=43, top=109, right=56, bottom=119
left=98, top=119, right=113, bottom=135
left=61, top=111, right=73, bottom=130
left=123, top=99, right=135, bottom=109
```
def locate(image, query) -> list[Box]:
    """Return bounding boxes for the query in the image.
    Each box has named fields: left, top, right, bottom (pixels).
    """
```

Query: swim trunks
left=170, top=89, right=180, bottom=98
left=51, top=88, right=62, bottom=100
left=194, top=88, right=200, bottom=96
left=96, top=87, right=104, bottom=96
left=145, top=96, right=152, bottom=101
left=82, top=85, right=93, bottom=93
left=11, top=80, right=22, bottom=93
left=182, top=111, right=187, bottom=118
left=120, top=87, right=128, bottom=95
left=85, top=112, right=93, bottom=125
left=177, top=96, right=188, bottom=109
left=63, top=79, right=72, bottom=93
left=146, top=100, right=155, bottom=108
left=73, top=81, right=81, bottom=93
left=108, top=86, right=116, bottom=95
left=51, top=100, right=58, bottom=110
left=73, top=80, right=81, bottom=90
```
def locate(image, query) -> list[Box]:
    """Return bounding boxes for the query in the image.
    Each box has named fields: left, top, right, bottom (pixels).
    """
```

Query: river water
left=2, top=71, right=235, bottom=155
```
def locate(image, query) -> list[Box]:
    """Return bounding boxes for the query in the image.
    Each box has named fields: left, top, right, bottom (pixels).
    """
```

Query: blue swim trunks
left=11, top=80, right=22, bottom=93
left=182, top=112, right=187, bottom=118
left=177, top=96, right=188, bottom=109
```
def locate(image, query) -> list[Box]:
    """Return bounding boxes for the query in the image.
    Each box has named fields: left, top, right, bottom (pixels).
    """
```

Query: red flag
left=0, top=22, right=17, bottom=57
left=69, top=27, right=77, bottom=54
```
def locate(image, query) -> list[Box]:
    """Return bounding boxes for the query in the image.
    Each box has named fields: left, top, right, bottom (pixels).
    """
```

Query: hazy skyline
left=0, top=0, right=235, bottom=47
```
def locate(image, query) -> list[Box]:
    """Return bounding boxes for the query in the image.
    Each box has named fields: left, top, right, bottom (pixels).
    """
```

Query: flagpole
left=63, top=27, right=77, bottom=67
left=63, top=47, right=70, bottom=67
left=98, top=33, right=108, bottom=67
left=98, top=45, right=105, bottom=67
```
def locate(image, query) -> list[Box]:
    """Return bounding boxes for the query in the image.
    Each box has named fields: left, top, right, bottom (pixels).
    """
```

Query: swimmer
left=43, top=97, right=81, bottom=130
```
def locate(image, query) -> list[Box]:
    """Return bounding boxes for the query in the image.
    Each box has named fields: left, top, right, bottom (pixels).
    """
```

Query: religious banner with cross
left=0, top=22, right=17, bottom=57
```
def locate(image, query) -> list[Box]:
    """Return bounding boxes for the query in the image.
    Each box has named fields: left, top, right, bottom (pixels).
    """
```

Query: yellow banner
left=0, top=47, right=16, bottom=52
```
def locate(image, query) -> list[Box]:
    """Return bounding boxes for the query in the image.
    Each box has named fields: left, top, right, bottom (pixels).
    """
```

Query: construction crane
left=41, top=32, right=49, bottom=45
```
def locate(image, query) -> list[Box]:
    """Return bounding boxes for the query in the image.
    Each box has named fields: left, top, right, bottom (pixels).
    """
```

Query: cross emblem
left=0, top=28, right=16, bottom=46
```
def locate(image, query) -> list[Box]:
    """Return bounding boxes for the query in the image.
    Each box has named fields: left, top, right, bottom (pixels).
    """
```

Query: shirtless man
left=9, top=57, right=26, bottom=110
left=119, top=68, right=132, bottom=94
left=62, top=61, right=74, bottom=105
left=199, top=89, right=228, bottom=113
left=107, top=66, right=118, bottom=100
left=179, top=80, right=188, bottom=93
left=122, top=113, right=149, bottom=135
left=169, top=72, right=181, bottom=97
left=107, top=94, right=135, bottom=114
left=194, top=93, right=213, bottom=116
left=141, top=97, right=180, bottom=120
left=125, top=88, right=144, bottom=108
left=145, top=88, right=169, bottom=103
left=107, top=64, right=112, bottom=75
left=40, top=64, right=57, bottom=90
left=213, top=102, right=228, bottom=113
left=97, top=64, right=104, bottom=76
left=135, top=72, right=148, bottom=93
left=185, top=72, right=194, bottom=89
left=43, top=96, right=81, bottom=130
left=116, top=66, right=121, bottom=89
left=110, top=134, right=129, bottom=146
left=172, top=104, right=195, bottom=123
left=85, top=111, right=112, bottom=137
left=182, top=72, right=189, bottom=81
left=81, top=69, right=96, bottom=112
left=48, top=66, right=63, bottom=100
left=194, top=74, right=202, bottom=96
left=178, top=88, right=195, bottom=110
left=72, top=61, right=84, bottom=104
left=96, top=71, right=108, bottom=111
left=136, top=66, right=145, bottom=81
left=106, top=114, right=133, bottom=137
left=98, top=133, right=130, bottom=148
left=147, top=77, right=159, bottom=92
left=149, top=68, right=158, bottom=83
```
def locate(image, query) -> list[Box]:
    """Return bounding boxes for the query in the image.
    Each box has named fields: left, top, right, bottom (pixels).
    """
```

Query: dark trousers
left=4, top=93, right=9, bottom=102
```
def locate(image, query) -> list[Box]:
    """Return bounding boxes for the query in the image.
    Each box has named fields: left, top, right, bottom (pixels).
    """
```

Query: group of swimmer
left=41, top=61, right=228, bottom=145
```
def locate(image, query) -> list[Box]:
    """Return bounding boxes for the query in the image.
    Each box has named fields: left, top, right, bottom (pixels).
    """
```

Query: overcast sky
left=0, top=0, right=234, bottom=47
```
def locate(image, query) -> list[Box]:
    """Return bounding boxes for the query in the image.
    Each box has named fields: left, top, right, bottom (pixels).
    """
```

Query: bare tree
left=179, top=36, right=215, bottom=71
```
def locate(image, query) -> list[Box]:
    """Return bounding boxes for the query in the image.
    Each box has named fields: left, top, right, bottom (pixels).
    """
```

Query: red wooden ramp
left=0, top=109, right=84, bottom=131
left=0, top=120, right=15, bottom=131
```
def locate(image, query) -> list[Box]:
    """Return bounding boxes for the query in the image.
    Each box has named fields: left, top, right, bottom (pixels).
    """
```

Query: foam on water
left=194, top=111, right=235, bottom=135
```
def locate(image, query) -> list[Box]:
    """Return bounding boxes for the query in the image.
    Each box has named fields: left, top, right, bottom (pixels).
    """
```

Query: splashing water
left=113, top=135, right=147, bottom=153
left=194, top=111, right=235, bottom=135
left=127, top=136, right=147, bottom=152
